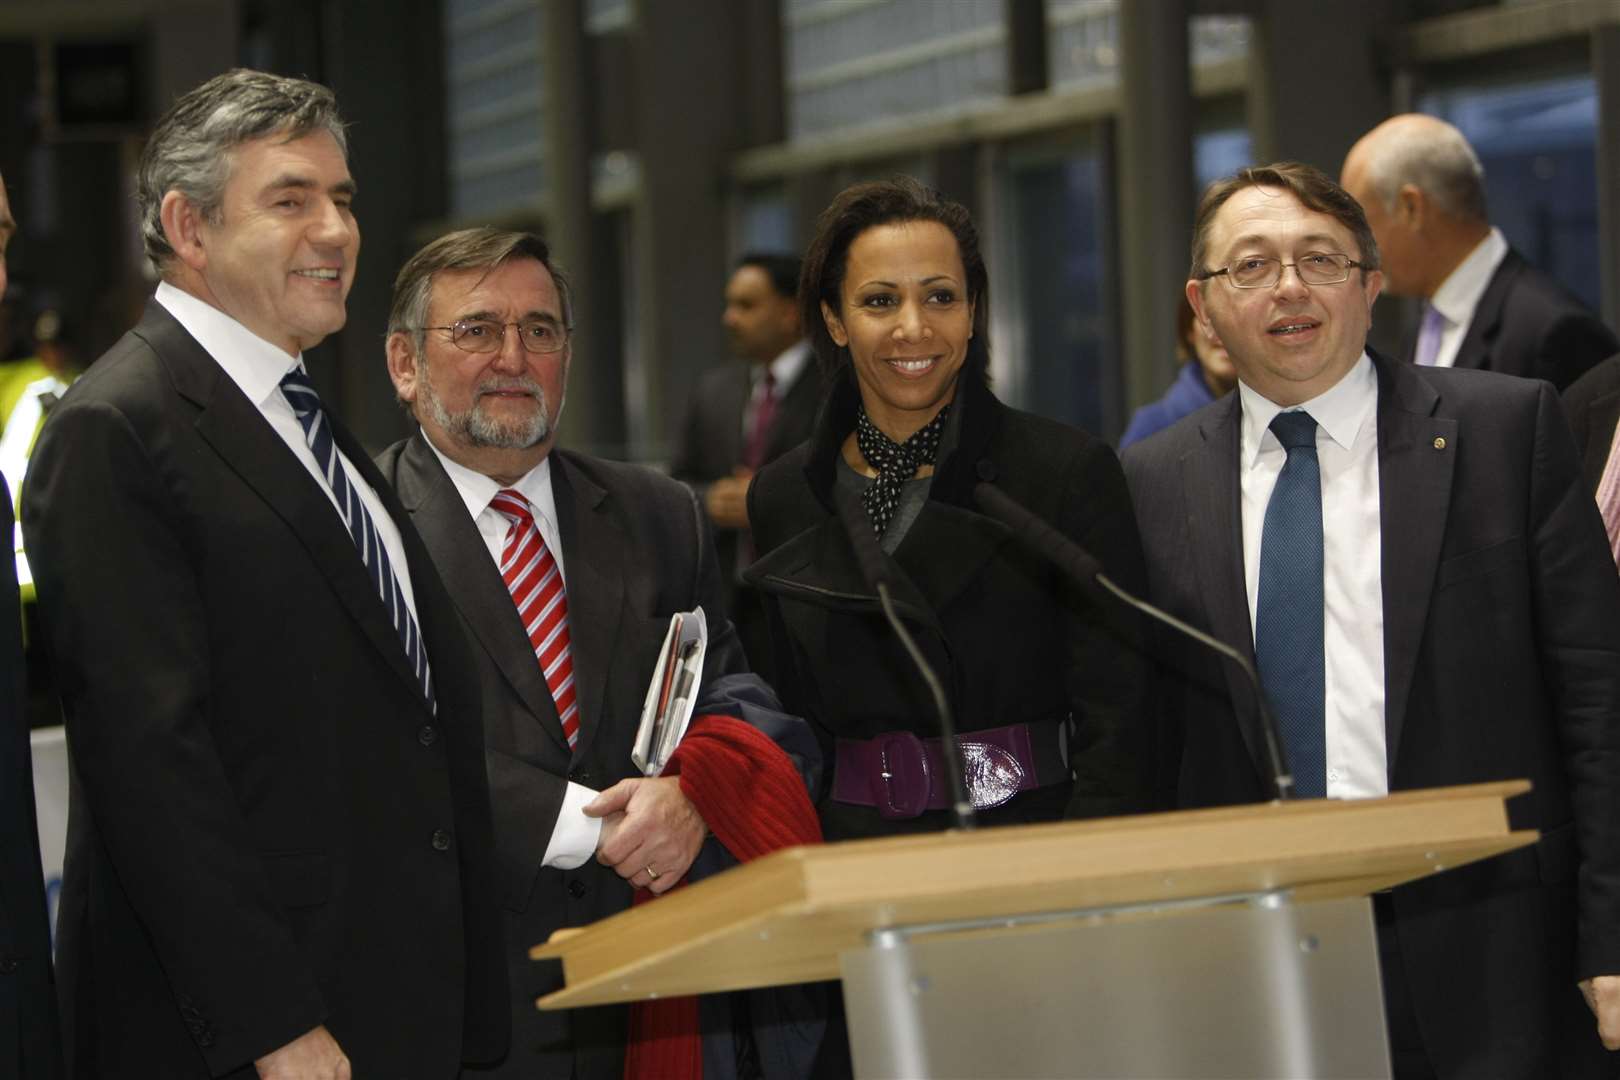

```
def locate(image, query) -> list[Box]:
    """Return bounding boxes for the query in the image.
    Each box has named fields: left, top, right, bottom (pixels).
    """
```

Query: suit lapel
left=1450, top=254, right=1515, bottom=373
left=390, top=436, right=569, bottom=754
left=1581, top=389, right=1620, bottom=493
left=1182, top=394, right=1268, bottom=778
left=152, top=308, right=424, bottom=706
left=1374, top=356, right=1456, bottom=767
left=550, top=453, right=624, bottom=762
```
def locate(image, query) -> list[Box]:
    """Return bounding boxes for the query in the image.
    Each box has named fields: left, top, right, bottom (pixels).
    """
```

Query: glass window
left=444, top=0, right=546, bottom=220
left=994, top=136, right=1119, bottom=437
left=735, top=184, right=796, bottom=256
left=1419, top=72, right=1602, bottom=313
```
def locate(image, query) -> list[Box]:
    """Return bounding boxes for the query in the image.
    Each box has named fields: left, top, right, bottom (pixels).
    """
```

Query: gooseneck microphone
left=973, top=482, right=1296, bottom=802
left=836, top=491, right=977, bottom=830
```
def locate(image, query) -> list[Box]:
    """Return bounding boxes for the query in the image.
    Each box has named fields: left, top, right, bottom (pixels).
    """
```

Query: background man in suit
left=1121, top=162, right=1620, bottom=1078
left=377, top=228, right=818, bottom=1078
left=22, top=70, right=506, bottom=1079
left=1563, top=352, right=1620, bottom=566
left=0, top=170, right=61, bottom=1080
left=671, top=253, right=821, bottom=678
left=1340, top=113, right=1616, bottom=390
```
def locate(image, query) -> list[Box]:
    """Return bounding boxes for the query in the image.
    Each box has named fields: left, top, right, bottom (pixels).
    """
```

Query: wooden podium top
left=533, top=780, right=1532, bottom=1009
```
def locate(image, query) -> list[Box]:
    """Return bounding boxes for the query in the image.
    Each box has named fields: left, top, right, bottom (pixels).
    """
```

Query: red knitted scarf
left=622, top=714, right=822, bottom=1080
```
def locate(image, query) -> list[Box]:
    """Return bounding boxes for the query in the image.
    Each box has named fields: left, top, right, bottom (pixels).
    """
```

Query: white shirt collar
left=1430, top=226, right=1508, bottom=327
left=1238, top=351, right=1377, bottom=469
left=760, top=339, right=813, bottom=393
left=421, top=429, right=556, bottom=527
left=154, top=280, right=303, bottom=405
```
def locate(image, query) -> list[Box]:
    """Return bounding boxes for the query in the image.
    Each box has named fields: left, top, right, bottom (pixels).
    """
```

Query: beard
left=419, top=372, right=563, bottom=450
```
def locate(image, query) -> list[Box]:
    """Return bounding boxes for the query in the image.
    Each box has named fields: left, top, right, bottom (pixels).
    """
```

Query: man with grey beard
left=376, top=228, right=817, bottom=1078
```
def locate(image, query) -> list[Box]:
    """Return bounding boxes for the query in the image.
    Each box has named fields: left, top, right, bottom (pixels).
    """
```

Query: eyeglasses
left=1198, top=253, right=1364, bottom=289
left=415, top=318, right=570, bottom=355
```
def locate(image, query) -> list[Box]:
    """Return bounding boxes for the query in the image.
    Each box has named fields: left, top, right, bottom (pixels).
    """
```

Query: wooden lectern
left=534, top=781, right=1532, bottom=1079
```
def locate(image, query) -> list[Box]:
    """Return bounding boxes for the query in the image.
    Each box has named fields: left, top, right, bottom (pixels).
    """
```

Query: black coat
left=745, top=366, right=1152, bottom=841
left=24, top=302, right=507, bottom=1078
left=1121, top=351, right=1620, bottom=1077
left=1563, top=351, right=1620, bottom=495
left=1408, top=248, right=1618, bottom=391
left=0, top=474, right=62, bottom=1080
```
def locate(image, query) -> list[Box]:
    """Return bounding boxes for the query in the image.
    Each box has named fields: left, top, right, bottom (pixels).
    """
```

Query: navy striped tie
left=280, top=368, right=435, bottom=711
left=1254, top=410, right=1325, bottom=797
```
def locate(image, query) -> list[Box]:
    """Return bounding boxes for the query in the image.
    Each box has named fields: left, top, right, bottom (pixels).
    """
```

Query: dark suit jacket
left=746, top=365, right=1152, bottom=841
left=23, top=301, right=507, bottom=1078
left=0, top=475, right=62, bottom=1080
left=1563, top=351, right=1620, bottom=495
left=1121, top=351, right=1620, bottom=1078
left=376, top=432, right=820, bottom=1080
left=670, top=357, right=823, bottom=666
left=1407, top=248, right=1618, bottom=391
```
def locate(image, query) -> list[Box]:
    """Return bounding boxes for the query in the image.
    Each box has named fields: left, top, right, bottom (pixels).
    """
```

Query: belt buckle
left=874, top=731, right=931, bottom=819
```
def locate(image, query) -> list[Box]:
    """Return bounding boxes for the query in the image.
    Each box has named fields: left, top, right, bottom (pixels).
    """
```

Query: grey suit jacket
left=376, top=431, right=820, bottom=1080
left=1121, top=350, right=1620, bottom=1077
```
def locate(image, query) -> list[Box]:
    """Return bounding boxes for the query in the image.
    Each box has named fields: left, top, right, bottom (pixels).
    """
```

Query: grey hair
left=387, top=227, right=575, bottom=360
left=1363, top=117, right=1488, bottom=223
left=138, top=68, right=349, bottom=269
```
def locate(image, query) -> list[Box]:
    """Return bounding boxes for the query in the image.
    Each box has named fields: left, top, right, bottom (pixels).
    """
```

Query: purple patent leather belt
left=831, top=720, right=1068, bottom=819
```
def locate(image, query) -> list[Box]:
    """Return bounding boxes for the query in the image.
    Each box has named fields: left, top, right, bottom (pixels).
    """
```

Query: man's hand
left=704, top=469, right=753, bottom=530
left=583, top=776, right=706, bottom=894
left=255, top=1025, right=350, bottom=1079
left=1580, top=975, right=1620, bottom=1049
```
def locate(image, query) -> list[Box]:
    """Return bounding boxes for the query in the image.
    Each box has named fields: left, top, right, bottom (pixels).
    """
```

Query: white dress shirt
left=1427, top=227, right=1509, bottom=370
left=1238, top=353, right=1387, bottom=798
left=743, top=338, right=814, bottom=437
left=154, top=281, right=420, bottom=623
left=421, top=433, right=601, bottom=869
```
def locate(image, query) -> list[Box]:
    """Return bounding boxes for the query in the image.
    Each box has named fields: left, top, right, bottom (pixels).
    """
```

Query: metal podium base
left=839, top=893, right=1391, bottom=1079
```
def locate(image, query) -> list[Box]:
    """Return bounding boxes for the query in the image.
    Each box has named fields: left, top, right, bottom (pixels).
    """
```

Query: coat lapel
left=150, top=306, right=424, bottom=707
left=390, top=435, right=569, bottom=754
left=1449, top=253, right=1515, bottom=373
left=550, top=452, right=624, bottom=762
left=1181, top=393, right=1268, bottom=778
left=1374, top=354, right=1455, bottom=767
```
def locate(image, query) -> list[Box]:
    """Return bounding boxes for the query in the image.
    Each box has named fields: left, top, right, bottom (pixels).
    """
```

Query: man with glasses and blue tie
left=1121, top=162, right=1620, bottom=1078
left=22, top=70, right=507, bottom=1079
left=375, top=227, right=818, bottom=1079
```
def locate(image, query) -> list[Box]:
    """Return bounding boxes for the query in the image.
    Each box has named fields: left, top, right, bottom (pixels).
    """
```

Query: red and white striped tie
left=490, top=489, right=578, bottom=747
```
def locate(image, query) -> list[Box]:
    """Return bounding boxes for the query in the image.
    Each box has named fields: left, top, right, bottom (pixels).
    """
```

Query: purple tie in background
left=1413, top=303, right=1447, bottom=367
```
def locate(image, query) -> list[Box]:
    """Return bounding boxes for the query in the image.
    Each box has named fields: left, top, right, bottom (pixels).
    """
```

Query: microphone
left=835, top=491, right=977, bottom=830
left=973, top=482, right=1296, bottom=802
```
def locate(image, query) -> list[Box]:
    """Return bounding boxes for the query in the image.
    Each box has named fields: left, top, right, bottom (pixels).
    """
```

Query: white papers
left=631, top=607, right=708, bottom=776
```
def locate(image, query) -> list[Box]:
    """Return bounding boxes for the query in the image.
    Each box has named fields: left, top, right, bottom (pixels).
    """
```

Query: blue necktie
left=1254, top=410, right=1324, bottom=797
left=280, top=369, right=435, bottom=711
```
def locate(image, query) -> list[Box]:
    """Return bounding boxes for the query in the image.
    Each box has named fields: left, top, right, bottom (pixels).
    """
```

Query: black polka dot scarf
left=853, top=402, right=952, bottom=536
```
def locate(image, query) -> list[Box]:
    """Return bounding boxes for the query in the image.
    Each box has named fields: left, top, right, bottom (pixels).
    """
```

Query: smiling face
left=387, top=257, right=569, bottom=481
left=184, top=130, right=358, bottom=355
left=1188, top=185, right=1382, bottom=408
left=822, top=220, right=973, bottom=441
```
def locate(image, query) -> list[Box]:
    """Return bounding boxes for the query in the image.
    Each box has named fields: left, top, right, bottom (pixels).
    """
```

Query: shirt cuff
left=541, top=781, right=603, bottom=870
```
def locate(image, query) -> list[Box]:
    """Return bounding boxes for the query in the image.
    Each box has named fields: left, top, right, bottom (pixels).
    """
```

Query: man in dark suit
left=1341, top=113, right=1616, bottom=391
left=1122, top=162, right=1620, bottom=1078
left=376, top=228, right=818, bottom=1078
left=671, top=254, right=821, bottom=677
left=0, top=170, right=61, bottom=1080
left=22, top=71, right=506, bottom=1079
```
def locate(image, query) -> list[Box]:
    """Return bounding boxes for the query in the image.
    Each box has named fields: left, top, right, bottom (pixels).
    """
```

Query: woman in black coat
left=744, top=176, right=1152, bottom=846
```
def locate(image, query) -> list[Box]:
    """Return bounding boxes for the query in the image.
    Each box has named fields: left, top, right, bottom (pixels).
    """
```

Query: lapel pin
left=1433, top=436, right=1447, bottom=450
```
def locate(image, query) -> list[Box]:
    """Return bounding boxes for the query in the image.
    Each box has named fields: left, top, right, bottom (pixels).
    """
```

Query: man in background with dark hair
left=672, top=254, right=821, bottom=679
left=1342, top=113, right=1616, bottom=390
left=24, top=69, right=506, bottom=1079
left=0, top=168, right=62, bottom=1080
left=1123, top=161, right=1620, bottom=1077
